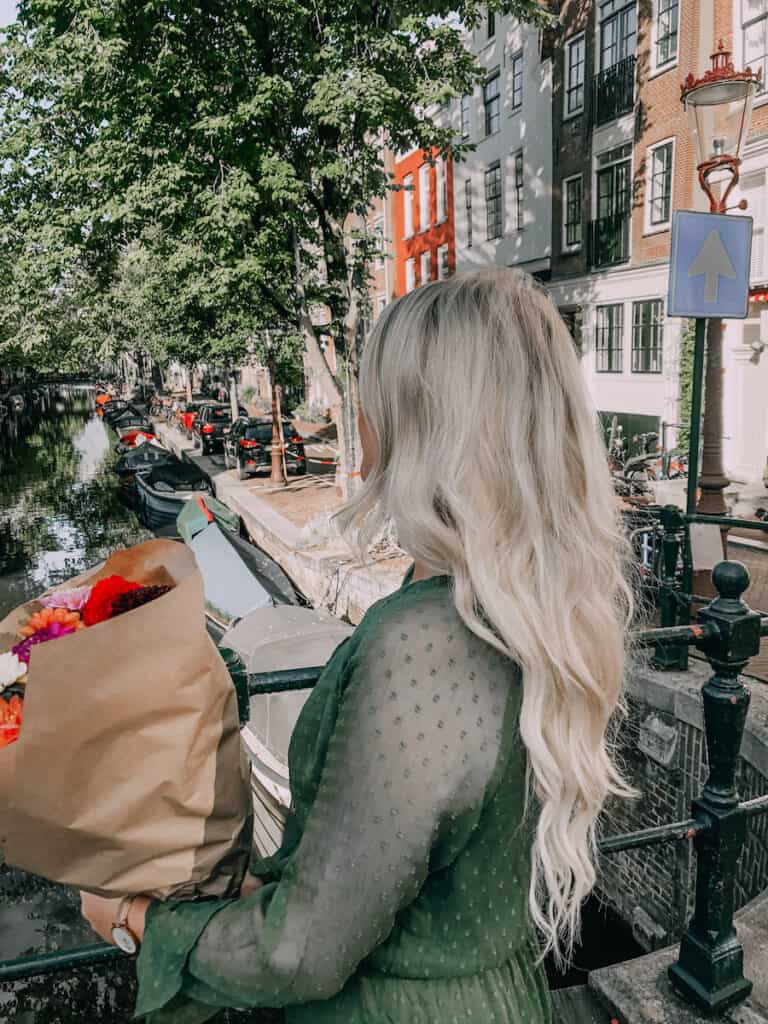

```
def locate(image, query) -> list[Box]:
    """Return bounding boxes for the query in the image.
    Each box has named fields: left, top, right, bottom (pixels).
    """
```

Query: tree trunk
left=184, top=366, right=192, bottom=403
left=277, top=384, right=289, bottom=481
left=229, top=371, right=240, bottom=422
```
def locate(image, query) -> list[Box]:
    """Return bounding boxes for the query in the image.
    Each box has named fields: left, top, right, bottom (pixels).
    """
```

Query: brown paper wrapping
left=0, top=538, right=251, bottom=900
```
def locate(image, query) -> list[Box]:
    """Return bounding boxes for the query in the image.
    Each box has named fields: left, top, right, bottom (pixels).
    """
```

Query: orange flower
left=0, top=694, right=23, bottom=749
left=19, top=607, right=84, bottom=638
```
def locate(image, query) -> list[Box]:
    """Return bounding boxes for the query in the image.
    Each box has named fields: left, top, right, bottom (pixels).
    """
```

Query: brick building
left=392, top=144, right=456, bottom=297
left=548, top=0, right=712, bottom=450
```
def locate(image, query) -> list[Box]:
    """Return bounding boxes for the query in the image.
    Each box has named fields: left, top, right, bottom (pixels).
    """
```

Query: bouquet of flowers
left=0, top=539, right=251, bottom=901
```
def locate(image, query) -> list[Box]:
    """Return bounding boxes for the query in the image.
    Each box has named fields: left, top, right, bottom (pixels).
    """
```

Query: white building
left=452, top=13, right=553, bottom=277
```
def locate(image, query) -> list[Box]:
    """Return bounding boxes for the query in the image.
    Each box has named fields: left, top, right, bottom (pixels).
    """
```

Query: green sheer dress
left=135, top=564, right=554, bottom=1024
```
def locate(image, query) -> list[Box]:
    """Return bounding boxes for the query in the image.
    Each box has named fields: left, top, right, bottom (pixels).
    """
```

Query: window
left=465, top=178, right=473, bottom=248
left=514, top=151, right=524, bottom=231
left=405, top=258, right=416, bottom=292
left=377, top=294, right=387, bottom=317
left=511, top=51, right=524, bottom=111
left=563, top=175, right=583, bottom=249
left=565, top=34, right=585, bottom=115
left=420, top=250, right=432, bottom=284
left=655, top=0, right=679, bottom=68
left=436, top=155, right=448, bottom=222
left=743, top=0, right=768, bottom=95
left=560, top=307, right=584, bottom=357
left=487, top=9, right=496, bottom=38
left=647, top=140, right=673, bottom=227
left=403, top=174, right=414, bottom=237
left=632, top=300, right=664, bottom=373
left=419, top=163, right=431, bottom=231
left=483, top=71, right=501, bottom=136
left=438, top=244, right=450, bottom=280
left=374, top=216, right=385, bottom=268
left=460, top=94, right=471, bottom=138
left=595, top=304, right=624, bottom=372
left=485, top=161, right=503, bottom=239
left=599, top=0, right=637, bottom=71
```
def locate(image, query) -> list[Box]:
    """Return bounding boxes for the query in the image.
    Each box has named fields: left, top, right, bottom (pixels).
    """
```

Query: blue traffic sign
left=668, top=210, right=752, bottom=319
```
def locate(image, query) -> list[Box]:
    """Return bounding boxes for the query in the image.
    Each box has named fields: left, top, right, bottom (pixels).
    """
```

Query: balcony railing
left=590, top=56, right=636, bottom=128
left=588, top=211, right=631, bottom=269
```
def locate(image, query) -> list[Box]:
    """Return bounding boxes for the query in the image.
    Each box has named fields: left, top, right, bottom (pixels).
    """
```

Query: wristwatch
left=111, top=896, right=140, bottom=954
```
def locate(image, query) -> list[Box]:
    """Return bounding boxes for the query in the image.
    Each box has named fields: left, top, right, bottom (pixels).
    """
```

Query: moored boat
left=135, top=461, right=212, bottom=530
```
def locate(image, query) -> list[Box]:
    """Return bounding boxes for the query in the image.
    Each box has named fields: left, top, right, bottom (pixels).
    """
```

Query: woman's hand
left=80, top=892, right=151, bottom=945
left=240, top=873, right=265, bottom=897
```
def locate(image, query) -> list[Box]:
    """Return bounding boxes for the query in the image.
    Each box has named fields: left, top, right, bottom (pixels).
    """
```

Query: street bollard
left=652, top=504, right=688, bottom=672
left=668, top=561, right=762, bottom=1014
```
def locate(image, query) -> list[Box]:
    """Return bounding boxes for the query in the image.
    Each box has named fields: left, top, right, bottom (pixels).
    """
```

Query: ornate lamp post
left=680, top=44, right=760, bottom=516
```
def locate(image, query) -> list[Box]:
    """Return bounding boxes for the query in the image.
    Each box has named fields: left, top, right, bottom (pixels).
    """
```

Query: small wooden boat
left=222, top=606, right=354, bottom=856
left=135, top=462, right=213, bottom=530
left=114, top=445, right=180, bottom=500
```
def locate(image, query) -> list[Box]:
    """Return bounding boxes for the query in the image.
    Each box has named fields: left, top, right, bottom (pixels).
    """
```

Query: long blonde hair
left=332, top=267, right=639, bottom=968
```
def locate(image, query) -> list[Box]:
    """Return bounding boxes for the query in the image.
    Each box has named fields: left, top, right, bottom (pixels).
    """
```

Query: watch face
left=111, top=925, right=138, bottom=955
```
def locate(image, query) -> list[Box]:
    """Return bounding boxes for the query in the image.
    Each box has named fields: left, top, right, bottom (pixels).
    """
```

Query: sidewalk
left=154, top=421, right=410, bottom=623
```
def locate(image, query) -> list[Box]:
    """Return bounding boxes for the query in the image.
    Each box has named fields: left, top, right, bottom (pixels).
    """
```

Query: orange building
left=393, top=146, right=455, bottom=297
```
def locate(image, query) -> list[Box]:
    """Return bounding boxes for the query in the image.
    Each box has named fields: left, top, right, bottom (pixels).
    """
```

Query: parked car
left=222, top=417, right=307, bottom=480
left=191, top=403, right=247, bottom=455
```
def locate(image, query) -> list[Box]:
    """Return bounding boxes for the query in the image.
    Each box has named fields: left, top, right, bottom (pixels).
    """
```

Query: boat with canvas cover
left=135, top=462, right=212, bottom=530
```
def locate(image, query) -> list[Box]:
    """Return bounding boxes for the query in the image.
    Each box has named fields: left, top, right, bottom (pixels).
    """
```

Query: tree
left=0, top=0, right=550, bottom=496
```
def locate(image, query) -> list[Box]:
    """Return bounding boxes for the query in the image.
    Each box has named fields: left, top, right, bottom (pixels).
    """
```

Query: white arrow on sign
left=687, top=229, right=737, bottom=303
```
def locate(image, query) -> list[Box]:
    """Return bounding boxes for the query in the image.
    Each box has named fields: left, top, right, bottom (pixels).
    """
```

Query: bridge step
left=551, top=984, right=615, bottom=1023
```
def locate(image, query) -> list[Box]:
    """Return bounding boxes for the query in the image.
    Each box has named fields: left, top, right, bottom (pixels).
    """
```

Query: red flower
left=0, top=694, right=23, bottom=749
left=81, top=575, right=142, bottom=626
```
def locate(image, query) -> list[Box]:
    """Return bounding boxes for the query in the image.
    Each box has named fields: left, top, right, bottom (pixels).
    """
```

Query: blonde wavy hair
left=332, top=267, right=640, bottom=968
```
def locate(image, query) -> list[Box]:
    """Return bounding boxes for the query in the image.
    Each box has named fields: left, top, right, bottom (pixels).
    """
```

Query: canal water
left=0, top=390, right=282, bottom=1022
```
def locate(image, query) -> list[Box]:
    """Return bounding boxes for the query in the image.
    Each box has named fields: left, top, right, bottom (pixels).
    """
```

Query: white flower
left=0, top=652, right=27, bottom=687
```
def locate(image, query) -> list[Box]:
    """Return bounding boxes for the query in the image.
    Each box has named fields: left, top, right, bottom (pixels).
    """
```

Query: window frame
left=465, top=177, right=473, bottom=249
left=437, top=244, right=450, bottom=280
left=631, top=299, right=664, bottom=374
left=562, top=174, right=583, bottom=252
left=420, top=249, right=432, bottom=285
left=403, top=174, right=414, bottom=238
left=513, top=150, right=524, bottom=232
left=510, top=50, right=524, bottom=112
left=597, top=0, right=638, bottom=73
left=436, top=155, right=448, bottom=223
left=651, top=0, right=679, bottom=75
left=373, top=215, right=385, bottom=269
left=595, top=303, right=625, bottom=373
left=742, top=0, right=768, bottom=102
left=460, top=94, right=471, bottom=139
left=405, top=257, right=416, bottom=293
left=564, top=33, right=586, bottom=119
left=487, top=8, right=496, bottom=39
left=644, top=137, right=674, bottom=234
left=485, top=160, right=503, bottom=240
left=377, top=294, right=387, bottom=317
left=483, top=70, right=501, bottom=137
left=418, top=163, right=431, bottom=232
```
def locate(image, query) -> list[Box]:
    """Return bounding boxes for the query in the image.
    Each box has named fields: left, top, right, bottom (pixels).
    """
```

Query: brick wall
left=631, top=0, right=701, bottom=267
left=597, top=685, right=768, bottom=950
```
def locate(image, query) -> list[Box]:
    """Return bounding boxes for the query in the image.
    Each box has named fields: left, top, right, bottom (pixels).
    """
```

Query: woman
left=82, top=268, right=638, bottom=1023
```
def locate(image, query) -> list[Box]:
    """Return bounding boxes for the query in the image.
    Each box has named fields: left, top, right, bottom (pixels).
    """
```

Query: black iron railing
left=590, top=56, right=636, bottom=127
left=2, top=561, right=768, bottom=1017
left=588, top=211, right=631, bottom=269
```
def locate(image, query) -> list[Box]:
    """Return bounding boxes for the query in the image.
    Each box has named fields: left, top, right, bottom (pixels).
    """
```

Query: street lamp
left=679, top=43, right=761, bottom=516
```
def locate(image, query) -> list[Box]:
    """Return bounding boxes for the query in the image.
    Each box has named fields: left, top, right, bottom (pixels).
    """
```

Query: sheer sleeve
left=135, top=596, right=515, bottom=1020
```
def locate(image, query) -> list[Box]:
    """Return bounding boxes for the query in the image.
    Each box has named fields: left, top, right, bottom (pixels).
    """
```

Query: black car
left=191, top=403, right=247, bottom=455
left=222, top=417, right=307, bottom=480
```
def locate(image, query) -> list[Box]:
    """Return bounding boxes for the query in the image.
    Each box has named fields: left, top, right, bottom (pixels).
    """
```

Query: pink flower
left=38, top=586, right=93, bottom=611
left=11, top=622, right=77, bottom=664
